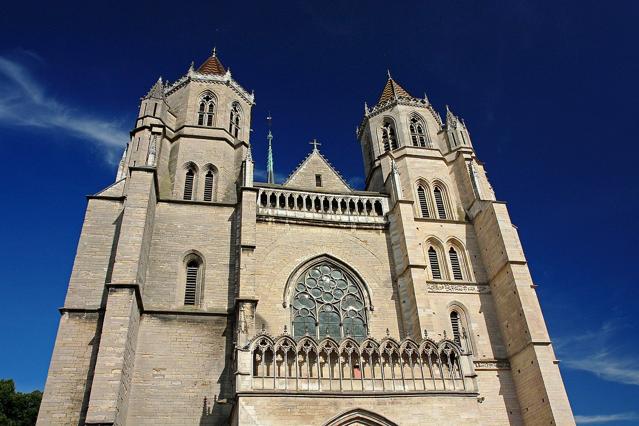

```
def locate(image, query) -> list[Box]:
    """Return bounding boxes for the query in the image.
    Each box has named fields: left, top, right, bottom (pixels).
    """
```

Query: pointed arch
left=182, top=162, right=199, bottom=200
left=414, top=179, right=433, bottom=218
left=202, top=163, right=218, bottom=202
left=180, top=250, right=205, bottom=306
left=197, top=91, right=216, bottom=126
left=380, top=117, right=399, bottom=151
left=425, top=237, right=447, bottom=280
left=229, top=102, right=242, bottom=138
left=408, top=113, right=431, bottom=148
left=446, top=301, right=474, bottom=354
left=431, top=180, right=453, bottom=220
left=445, top=237, right=473, bottom=282
left=323, top=408, right=398, bottom=426
left=284, top=254, right=373, bottom=341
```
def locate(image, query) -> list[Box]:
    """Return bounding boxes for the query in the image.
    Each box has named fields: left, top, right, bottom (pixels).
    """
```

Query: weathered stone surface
left=38, top=54, right=573, bottom=425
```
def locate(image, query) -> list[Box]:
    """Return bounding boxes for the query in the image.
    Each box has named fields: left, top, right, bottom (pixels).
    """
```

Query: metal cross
left=309, top=138, right=321, bottom=151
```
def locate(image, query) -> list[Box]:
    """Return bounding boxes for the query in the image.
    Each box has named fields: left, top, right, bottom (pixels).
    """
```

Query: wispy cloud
left=555, top=321, right=639, bottom=386
left=563, top=352, right=639, bottom=386
left=575, top=412, right=638, bottom=424
left=0, top=54, right=128, bottom=163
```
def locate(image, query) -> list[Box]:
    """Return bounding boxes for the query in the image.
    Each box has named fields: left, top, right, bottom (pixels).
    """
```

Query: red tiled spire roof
left=197, top=48, right=226, bottom=75
left=377, top=75, right=413, bottom=105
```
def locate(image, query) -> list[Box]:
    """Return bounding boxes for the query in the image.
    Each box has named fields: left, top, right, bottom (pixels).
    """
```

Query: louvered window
left=450, top=311, right=462, bottom=346
left=183, top=169, right=195, bottom=200
left=428, top=247, right=442, bottom=279
left=204, top=171, right=214, bottom=201
left=434, top=187, right=447, bottom=219
left=417, top=185, right=429, bottom=218
left=449, top=247, right=463, bottom=280
left=184, top=260, right=199, bottom=305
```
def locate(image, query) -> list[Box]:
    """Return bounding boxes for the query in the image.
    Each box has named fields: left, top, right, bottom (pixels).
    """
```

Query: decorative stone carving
left=426, top=282, right=490, bottom=294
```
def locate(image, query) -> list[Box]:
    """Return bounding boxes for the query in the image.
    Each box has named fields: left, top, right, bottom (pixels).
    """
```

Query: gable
left=284, top=151, right=352, bottom=193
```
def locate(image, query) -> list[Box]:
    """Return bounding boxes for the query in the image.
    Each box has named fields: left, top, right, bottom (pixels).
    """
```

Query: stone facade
left=37, top=51, right=574, bottom=425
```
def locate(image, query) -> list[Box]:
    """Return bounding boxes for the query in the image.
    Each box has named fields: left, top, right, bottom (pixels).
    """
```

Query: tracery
left=291, top=262, right=367, bottom=340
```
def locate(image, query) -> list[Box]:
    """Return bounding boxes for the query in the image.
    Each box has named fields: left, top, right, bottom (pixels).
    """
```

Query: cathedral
left=37, top=50, right=574, bottom=425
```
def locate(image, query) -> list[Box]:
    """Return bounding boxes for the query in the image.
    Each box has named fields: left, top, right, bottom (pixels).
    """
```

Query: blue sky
left=1, top=1, right=638, bottom=424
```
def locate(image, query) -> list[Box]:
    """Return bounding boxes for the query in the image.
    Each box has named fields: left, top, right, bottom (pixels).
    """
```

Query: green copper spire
left=266, top=115, right=274, bottom=184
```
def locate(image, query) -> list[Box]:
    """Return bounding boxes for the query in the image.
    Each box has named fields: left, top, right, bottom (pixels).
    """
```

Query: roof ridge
left=283, top=148, right=352, bottom=191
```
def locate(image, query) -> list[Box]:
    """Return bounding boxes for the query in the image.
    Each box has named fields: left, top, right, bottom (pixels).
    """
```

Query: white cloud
left=575, top=412, right=638, bottom=424
left=555, top=321, right=639, bottom=386
left=0, top=55, right=128, bottom=164
left=563, top=352, right=639, bottom=386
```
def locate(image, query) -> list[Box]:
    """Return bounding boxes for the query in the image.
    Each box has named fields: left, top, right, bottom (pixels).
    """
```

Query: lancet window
left=417, top=185, right=430, bottom=218
left=291, top=262, right=368, bottom=340
left=230, top=102, right=241, bottom=138
left=197, top=94, right=215, bottom=126
left=183, top=168, right=196, bottom=200
left=433, top=186, right=447, bottom=219
left=203, top=168, right=215, bottom=202
left=409, top=117, right=429, bottom=147
left=183, top=255, right=203, bottom=306
left=381, top=120, right=398, bottom=152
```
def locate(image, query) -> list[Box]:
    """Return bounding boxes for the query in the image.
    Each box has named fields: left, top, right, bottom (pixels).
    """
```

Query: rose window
left=291, top=262, right=367, bottom=340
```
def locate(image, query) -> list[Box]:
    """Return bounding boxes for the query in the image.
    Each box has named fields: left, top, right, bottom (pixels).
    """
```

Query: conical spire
left=197, top=48, right=226, bottom=75
left=266, top=115, right=275, bottom=184
left=376, top=73, right=413, bottom=105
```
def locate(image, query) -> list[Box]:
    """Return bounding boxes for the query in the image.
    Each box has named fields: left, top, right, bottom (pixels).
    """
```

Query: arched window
left=417, top=185, right=430, bottom=218
left=409, top=117, right=429, bottom=147
left=291, top=261, right=368, bottom=340
left=198, top=94, right=215, bottom=126
left=433, top=186, right=447, bottom=219
left=183, top=168, right=195, bottom=200
left=381, top=120, right=398, bottom=152
left=203, top=170, right=214, bottom=202
left=450, top=311, right=462, bottom=346
left=229, top=103, right=241, bottom=138
left=449, top=247, right=463, bottom=280
left=184, top=258, right=201, bottom=305
left=428, top=247, right=442, bottom=280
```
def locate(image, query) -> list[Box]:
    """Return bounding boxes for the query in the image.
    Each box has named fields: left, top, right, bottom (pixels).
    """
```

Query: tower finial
left=212, top=46, right=217, bottom=57
left=266, top=114, right=275, bottom=184
left=387, top=69, right=392, bottom=79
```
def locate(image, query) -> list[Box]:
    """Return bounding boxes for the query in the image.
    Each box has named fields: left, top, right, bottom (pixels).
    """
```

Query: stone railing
left=236, top=333, right=476, bottom=394
left=256, top=187, right=390, bottom=225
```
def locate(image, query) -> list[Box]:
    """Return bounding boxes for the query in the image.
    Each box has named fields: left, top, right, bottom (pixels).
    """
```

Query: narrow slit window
left=428, top=247, right=442, bottom=279
left=153, top=103, right=158, bottom=116
left=204, top=170, right=214, bottom=201
left=417, top=185, right=429, bottom=218
left=450, top=311, right=462, bottom=346
left=449, top=247, right=463, bottom=280
left=184, top=260, right=199, bottom=305
left=315, top=174, right=322, bottom=187
left=183, top=169, right=195, bottom=200
left=434, top=186, right=447, bottom=219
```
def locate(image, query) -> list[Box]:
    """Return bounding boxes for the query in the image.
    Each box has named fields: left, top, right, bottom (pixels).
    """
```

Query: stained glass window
left=291, top=262, right=367, bottom=340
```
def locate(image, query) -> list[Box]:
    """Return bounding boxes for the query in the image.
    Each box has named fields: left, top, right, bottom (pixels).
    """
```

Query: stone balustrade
left=256, top=187, right=390, bottom=225
left=236, top=333, right=476, bottom=394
